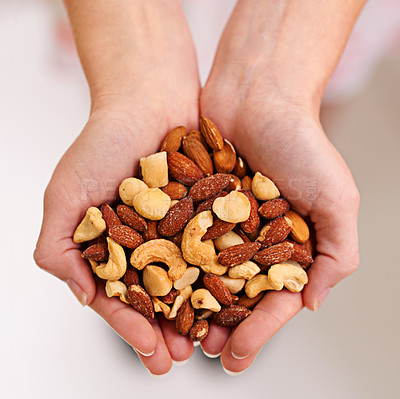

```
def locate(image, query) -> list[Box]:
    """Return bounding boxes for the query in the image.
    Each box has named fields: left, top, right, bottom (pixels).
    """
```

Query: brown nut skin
left=143, top=220, right=160, bottom=241
left=167, top=152, right=204, bottom=186
left=201, top=218, right=236, bottom=241
left=237, top=292, right=265, bottom=310
left=257, top=217, right=292, bottom=248
left=127, top=285, right=154, bottom=319
left=175, top=298, right=194, bottom=336
left=189, top=319, right=209, bottom=342
left=213, top=305, right=251, bottom=327
left=158, top=289, right=179, bottom=305
left=189, top=174, right=231, bottom=202
left=218, top=242, right=261, bottom=267
left=240, top=190, right=260, bottom=233
left=123, top=268, right=140, bottom=286
left=203, top=274, right=232, bottom=306
left=199, top=116, right=224, bottom=151
left=195, top=191, right=228, bottom=214
left=258, top=198, right=290, bottom=219
left=108, top=225, right=144, bottom=249
left=157, top=197, right=193, bottom=237
left=161, top=182, right=188, bottom=200
left=81, top=243, right=108, bottom=262
left=101, top=203, right=122, bottom=233
left=160, top=126, right=187, bottom=153
left=117, top=205, right=147, bottom=233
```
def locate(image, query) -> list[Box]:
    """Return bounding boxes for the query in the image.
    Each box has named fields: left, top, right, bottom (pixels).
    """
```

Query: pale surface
left=1, top=1, right=399, bottom=399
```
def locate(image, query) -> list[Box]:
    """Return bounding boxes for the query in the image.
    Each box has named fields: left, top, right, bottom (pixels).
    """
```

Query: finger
left=223, top=290, right=303, bottom=369
left=200, top=323, right=231, bottom=358
left=158, top=317, right=194, bottom=362
left=135, top=318, right=173, bottom=376
left=90, top=279, right=157, bottom=356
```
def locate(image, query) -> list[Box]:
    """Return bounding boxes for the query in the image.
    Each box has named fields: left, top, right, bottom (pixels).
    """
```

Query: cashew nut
left=212, top=190, right=250, bottom=223
left=73, top=207, right=106, bottom=243
left=267, top=261, right=308, bottom=292
left=119, top=177, right=148, bottom=206
left=105, top=280, right=130, bottom=304
left=140, top=152, right=169, bottom=188
left=132, top=188, right=171, bottom=220
left=96, top=237, right=127, bottom=281
left=130, top=239, right=186, bottom=281
left=251, top=171, right=280, bottom=201
left=181, top=211, right=228, bottom=275
left=228, top=261, right=260, bottom=280
left=88, top=259, right=98, bottom=273
left=143, top=265, right=173, bottom=296
left=152, top=297, right=171, bottom=318
left=169, top=285, right=193, bottom=319
left=191, top=289, right=221, bottom=312
left=174, top=267, right=200, bottom=290
left=214, top=230, right=244, bottom=251
left=245, top=274, right=274, bottom=298
left=218, top=275, right=246, bottom=294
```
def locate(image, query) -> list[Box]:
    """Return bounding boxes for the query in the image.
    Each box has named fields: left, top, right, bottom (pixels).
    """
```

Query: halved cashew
left=251, top=171, right=280, bottom=200
left=88, top=259, right=98, bottom=273
left=105, top=280, right=129, bottom=304
left=130, top=239, right=186, bottom=281
left=181, top=211, right=228, bottom=275
left=133, top=188, right=171, bottom=220
left=152, top=297, right=171, bottom=318
left=212, top=191, right=250, bottom=223
left=96, top=237, right=127, bottom=281
left=169, top=285, right=193, bottom=319
left=119, top=177, right=148, bottom=206
left=143, top=265, right=173, bottom=296
left=245, top=274, right=274, bottom=298
left=228, top=261, right=260, bottom=280
left=191, top=289, right=221, bottom=312
left=218, top=275, right=246, bottom=294
left=174, top=267, right=200, bottom=290
left=214, top=230, right=244, bottom=251
left=268, top=261, right=308, bottom=292
left=140, top=152, right=169, bottom=188
left=73, top=207, right=106, bottom=243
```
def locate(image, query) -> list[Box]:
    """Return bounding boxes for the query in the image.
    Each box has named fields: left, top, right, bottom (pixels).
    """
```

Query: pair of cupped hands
left=34, top=23, right=360, bottom=376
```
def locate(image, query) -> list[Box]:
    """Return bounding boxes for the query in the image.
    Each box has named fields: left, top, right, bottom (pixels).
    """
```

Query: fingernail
left=135, top=348, right=155, bottom=357
left=193, top=341, right=200, bottom=347
left=173, top=359, right=188, bottom=366
left=231, top=351, right=248, bottom=360
left=66, top=279, right=87, bottom=306
left=313, top=288, right=330, bottom=312
left=222, top=366, right=243, bottom=376
left=148, top=370, right=168, bottom=379
left=201, top=348, right=221, bottom=359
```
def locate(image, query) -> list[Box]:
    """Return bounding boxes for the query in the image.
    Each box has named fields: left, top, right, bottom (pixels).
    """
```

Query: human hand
left=200, top=76, right=360, bottom=374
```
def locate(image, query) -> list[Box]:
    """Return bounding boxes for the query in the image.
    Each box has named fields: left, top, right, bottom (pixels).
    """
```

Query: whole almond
left=218, top=242, right=261, bottom=267
left=159, top=288, right=179, bottom=305
left=182, top=134, right=214, bottom=176
left=123, top=268, right=140, bottom=286
left=167, top=152, right=204, bottom=186
left=161, top=181, right=188, bottom=200
left=188, top=129, right=211, bottom=152
left=213, top=305, right=251, bottom=327
left=240, top=190, right=260, bottom=233
left=195, top=191, right=228, bottom=214
left=189, top=319, right=209, bottom=342
left=108, top=225, right=144, bottom=249
left=81, top=243, right=108, bottom=262
left=203, top=273, right=232, bottom=306
left=259, top=198, right=290, bottom=219
left=289, top=241, right=313, bottom=264
left=232, top=157, right=247, bottom=178
left=285, top=210, right=310, bottom=243
left=101, top=204, right=122, bottom=233
left=201, top=218, right=236, bottom=241
left=253, top=241, right=294, bottom=266
left=143, top=220, right=160, bottom=241
left=175, top=298, right=194, bottom=336
left=213, top=139, right=236, bottom=173
left=188, top=173, right=230, bottom=202
left=127, top=285, right=154, bottom=319
left=199, top=116, right=224, bottom=151
left=116, top=204, right=147, bottom=232
left=160, top=126, right=187, bottom=153
left=168, top=230, right=184, bottom=247
left=157, top=197, right=193, bottom=237
left=257, top=217, right=292, bottom=248
left=242, top=175, right=252, bottom=191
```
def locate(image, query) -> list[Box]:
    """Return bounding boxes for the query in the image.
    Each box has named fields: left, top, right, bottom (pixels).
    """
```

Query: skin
left=34, top=0, right=364, bottom=375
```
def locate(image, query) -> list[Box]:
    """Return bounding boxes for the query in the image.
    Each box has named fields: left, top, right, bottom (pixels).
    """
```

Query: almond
left=195, top=191, right=228, bottom=214
left=143, top=220, right=160, bottom=241
left=233, top=227, right=251, bottom=243
left=182, top=134, right=213, bottom=176
left=157, top=197, right=193, bottom=237
left=175, top=298, right=194, bottom=336
left=188, top=129, right=211, bottom=152
left=127, top=285, right=154, bottom=319
left=285, top=210, right=310, bottom=243
left=242, top=175, right=252, bottom=191
left=258, top=198, right=290, bottom=219
left=167, top=152, right=204, bottom=186
left=237, top=293, right=264, bottom=310
left=240, top=190, right=260, bottom=233
left=101, top=204, right=122, bottom=233
left=218, top=242, right=261, bottom=267
left=168, top=230, right=183, bottom=248
left=289, top=241, right=313, bottom=264
left=81, top=243, right=108, bottom=262
left=160, top=126, right=187, bottom=153
left=161, top=181, right=188, bottom=200
left=203, top=273, right=232, bottom=306
left=116, top=205, right=147, bottom=233
left=108, top=225, right=144, bottom=249
left=232, top=157, right=247, bottom=178
left=213, top=139, right=236, bottom=173
left=123, top=268, right=140, bottom=286
left=213, top=305, right=251, bottom=327
left=201, top=218, right=236, bottom=241
left=253, top=241, right=294, bottom=266
left=227, top=174, right=242, bottom=191
left=188, top=173, right=230, bottom=202
left=189, top=319, right=209, bottom=342
left=199, top=116, right=224, bottom=151
left=257, top=216, right=292, bottom=248
left=158, top=288, right=179, bottom=305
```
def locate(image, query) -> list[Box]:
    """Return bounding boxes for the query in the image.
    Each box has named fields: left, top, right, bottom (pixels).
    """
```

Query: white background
left=1, top=1, right=399, bottom=398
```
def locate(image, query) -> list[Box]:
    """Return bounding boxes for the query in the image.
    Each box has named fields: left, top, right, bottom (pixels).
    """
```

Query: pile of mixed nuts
left=73, top=117, right=314, bottom=342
